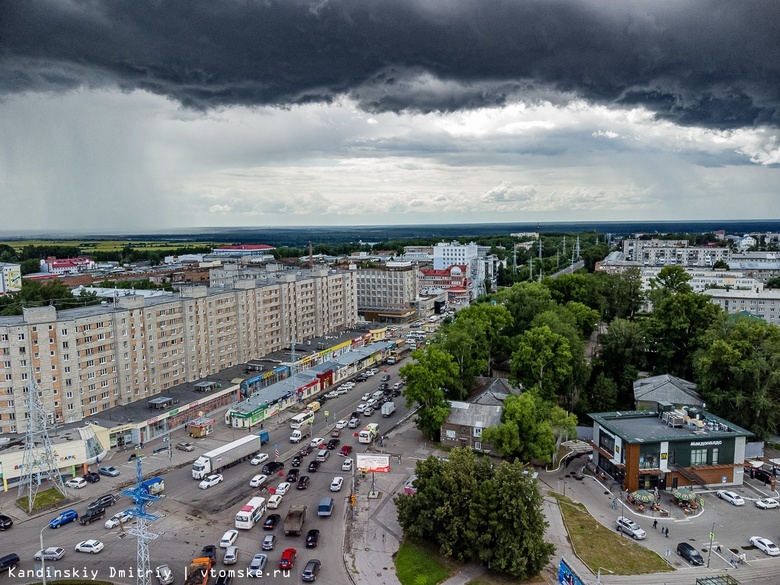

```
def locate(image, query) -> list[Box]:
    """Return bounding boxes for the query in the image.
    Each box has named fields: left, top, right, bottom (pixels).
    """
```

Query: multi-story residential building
left=354, top=261, right=418, bottom=312
left=642, top=268, right=762, bottom=294
left=0, top=274, right=357, bottom=433
left=432, top=241, right=499, bottom=299
left=703, top=288, right=780, bottom=325
left=622, top=239, right=731, bottom=267
left=729, top=252, right=780, bottom=283
left=0, top=263, right=22, bottom=295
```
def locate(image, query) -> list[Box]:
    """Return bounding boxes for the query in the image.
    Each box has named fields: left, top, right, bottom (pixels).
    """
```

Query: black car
left=291, top=456, right=302, bottom=468
left=379, top=382, right=389, bottom=390
left=296, top=476, right=310, bottom=490
left=0, top=514, right=13, bottom=531
left=262, top=461, right=284, bottom=475
left=83, top=472, right=101, bottom=484
left=88, top=494, right=117, bottom=511
left=308, top=460, right=320, bottom=472
left=677, top=542, right=704, bottom=566
left=305, top=529, right=320, bottom=548
left=298, top=445, right=314, bottom=456
left=350, top=411, right=361, bottom=420
left=201, top=545, right=218, bottom=564
left=214, top=573, right=233, bottom=585
left=79, top=507, right=105, bottom=525
left=263, top=514, right=281, bottom=530
left=381, top=374, right=391, bottom=381
left=301, top=559, right=321, bottom=582
left=392, top=390, right=401, bottom=397
left=356, top=374, right=368, bottom=382
left=383, top=388, right=392, bottom=396
left=326, top=438, right=340, bottom=450
left=286, top=469, right=300, bottom=482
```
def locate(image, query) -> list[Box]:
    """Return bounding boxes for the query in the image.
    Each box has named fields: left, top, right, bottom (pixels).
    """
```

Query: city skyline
left=2, top=1, right=779, bottom=232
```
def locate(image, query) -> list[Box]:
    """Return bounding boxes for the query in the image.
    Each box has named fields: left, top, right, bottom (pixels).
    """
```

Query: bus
left=290, top=411, right=314, bottom=429
left=235, top=496, right=266, bottom=529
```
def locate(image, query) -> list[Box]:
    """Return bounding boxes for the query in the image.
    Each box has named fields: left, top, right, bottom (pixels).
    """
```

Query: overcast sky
left=1, top=0, right=779, bottom=233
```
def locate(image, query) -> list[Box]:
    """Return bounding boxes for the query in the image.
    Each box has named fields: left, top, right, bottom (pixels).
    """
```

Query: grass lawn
left=467, top=573, right=546, bottom=585
left=17, top=487, right=67, bottom=514
left=395, top=539, right=459, bottom=585
left=551, top=493, right=672, bottom=576
left=1, top=239, right=216, bottom=253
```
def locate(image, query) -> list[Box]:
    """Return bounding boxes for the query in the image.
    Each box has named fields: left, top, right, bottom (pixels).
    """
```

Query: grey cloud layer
left=2, top=0, right=779, bottom=129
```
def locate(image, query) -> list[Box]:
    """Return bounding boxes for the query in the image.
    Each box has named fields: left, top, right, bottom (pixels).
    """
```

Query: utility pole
left=123, top=458, right=160, bottom=585
left=538, top=237, right=543, bottom=281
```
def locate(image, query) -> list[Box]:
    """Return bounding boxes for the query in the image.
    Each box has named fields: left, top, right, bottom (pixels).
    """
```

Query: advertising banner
left=356, top=453, right=391, bottom=473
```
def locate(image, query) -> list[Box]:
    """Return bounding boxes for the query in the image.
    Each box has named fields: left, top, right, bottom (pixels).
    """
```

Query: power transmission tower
left=538, top=238, right=543, bottom=282
left=123, top=458, right=160, bottom=585
left=18, top=373, right=67, bottom=512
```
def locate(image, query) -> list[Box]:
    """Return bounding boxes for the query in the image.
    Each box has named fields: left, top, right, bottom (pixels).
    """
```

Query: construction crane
left=122, top=458, right=160, bottom=585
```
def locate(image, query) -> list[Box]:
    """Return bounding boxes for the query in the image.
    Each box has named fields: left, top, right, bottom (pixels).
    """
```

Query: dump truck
left=191, top=435, right=262, bottom=480
left=140, top=477, right=164, bottom=495
left=183, top=557, right=212, bottom=585
left=283, top=504, right=307, bottom=536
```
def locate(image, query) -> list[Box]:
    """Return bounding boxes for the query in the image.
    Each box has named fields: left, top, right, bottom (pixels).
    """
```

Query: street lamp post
left=39, top=525, right=47, bottom=585
left=596, top=567, right=614, bottom=584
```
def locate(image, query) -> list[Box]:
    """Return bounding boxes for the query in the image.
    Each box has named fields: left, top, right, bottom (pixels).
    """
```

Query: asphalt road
left=2, top=356, right=415, bottom=585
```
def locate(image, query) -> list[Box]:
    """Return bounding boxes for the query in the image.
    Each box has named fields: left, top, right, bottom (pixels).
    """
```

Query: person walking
left=653, top=519, right=658, bottom=529
left=665, top=527, right=669, bottom=538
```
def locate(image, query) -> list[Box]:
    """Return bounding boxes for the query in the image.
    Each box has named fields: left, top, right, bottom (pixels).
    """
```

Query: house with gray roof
left=440, top=400, right=502, bottom=454
left=633, top=374, right=704, bottom=410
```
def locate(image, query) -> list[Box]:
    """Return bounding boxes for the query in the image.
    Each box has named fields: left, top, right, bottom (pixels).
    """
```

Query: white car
left=267, top=494, right=283, bottom=509
left=342, top=458, right=353, bottom=471
left=330, top=477, right=344, bottom=492
left=615, top=516, right=646, bottom=540
left=249, top=474, right=268, bottom=488
left=348, top=418, right=360, bottom=428
left=336, top=386, right=349, bottom=395
left=356, top=403, right=367, bottom=413
left=65, top=477, right=87, bottom=489
left=750, top=536, right=780, bottom=556
left=310, top=437, right=325, bottom=448
left=275, top=482, right=291, bottom=496
left=325, top=390, right=339, bottom=399
left=104, top=511, right=132, bottom=529
left=198, top=474, right=223, bottom=489
left=755, top=498, right=779, bottom=510
left=75, top=540, right=104, bottom=554
left=223, top=545, right=238, bottom=565
left=366, top=369, right=377, bottom=376
left=220, top=529, right=239, bottom=548
left=361, top=393, right=371, bottom=401
left=335, top=419, right=349, bottom=429
left=342, top=382, right=355, bottom=390
left=251, top=453, right=269, bottom=466
left=717, top=490, right=745, bottom=506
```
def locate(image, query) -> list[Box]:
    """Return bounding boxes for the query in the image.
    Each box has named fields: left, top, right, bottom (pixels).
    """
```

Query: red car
left=339, top=445, right=353, bottom=456
left=279, top=548, right=297, bottom=569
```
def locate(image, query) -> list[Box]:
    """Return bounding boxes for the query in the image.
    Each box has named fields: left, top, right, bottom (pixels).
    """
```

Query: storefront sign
left=690, top=440, right=722, bottom=446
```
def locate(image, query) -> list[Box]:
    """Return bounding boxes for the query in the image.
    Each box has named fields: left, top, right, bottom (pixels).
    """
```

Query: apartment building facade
left=622, top=239, right=732, bottom=267
left=703, top=288, right=780, bottom=325
left=0, top=272, right=357, bottom=433
left=354, top=261, right=418, bottom=312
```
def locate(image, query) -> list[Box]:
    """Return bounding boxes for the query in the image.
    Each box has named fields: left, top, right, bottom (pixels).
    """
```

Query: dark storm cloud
left=2, top=0, right=779, bottom=129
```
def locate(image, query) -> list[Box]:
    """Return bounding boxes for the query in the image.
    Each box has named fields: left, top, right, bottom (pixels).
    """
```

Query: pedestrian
left=717, top=544, right=722, bottom=553
left=665, top=527, right=669, bottom=538
left=653, top=519, right=658, bottom=529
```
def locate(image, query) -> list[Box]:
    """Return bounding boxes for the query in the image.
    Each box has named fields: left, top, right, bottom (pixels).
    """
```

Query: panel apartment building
left=622, top=238, right=732, bottom=267
left=354, top=261, right=418, bottom=312
left=0, top=269, right=357, bottom=433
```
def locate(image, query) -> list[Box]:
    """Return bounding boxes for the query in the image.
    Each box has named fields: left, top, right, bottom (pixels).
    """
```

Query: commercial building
left=40, top=256, right=96, bottom=275
left=0, top=271, right=357, bottom=434
left=354, top=261, right=418, bottom=316
left=589, top=406, right=753, bottom=493
left=0, top=263, right=22, bottom=295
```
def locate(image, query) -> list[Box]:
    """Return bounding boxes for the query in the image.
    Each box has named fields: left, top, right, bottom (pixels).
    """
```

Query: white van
left=372, top=390, right=384, bottom=400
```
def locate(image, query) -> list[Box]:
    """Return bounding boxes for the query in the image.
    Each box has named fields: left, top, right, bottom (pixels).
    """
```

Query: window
left=690, top=448, right=707, bottom=466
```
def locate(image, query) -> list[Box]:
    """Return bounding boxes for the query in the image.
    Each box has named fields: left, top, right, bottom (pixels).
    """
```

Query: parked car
left=615, top=516, right=646, bottom=539
left=324, top=390, right=339, bottom=399
left=49, top=509, right=79, bottom=529
left=261, top=461, right=284, bottom=475
left=223, top=545, right=239, bottom=565
left=75, top=539, right=104, bottom=554
left=105, top=511, right=133, bottom=529
left=296, top=476, right=310, bottom=490
left=263, top=514, right=281, bottom=530
left=34, top=547, right=66, bottom=561
left=755, top=498, right=779, bottom=509
left=279, top=548, right=297, bottom=570
left=330, top=477, right=344, bottom=492
left=676, top=542, right=704, bottom=565
left=199, top=474, right=224, bottom=489
left=98, top=466, right=120, bottom=477
left=65, top=477, right=87, bottom=489
left=327, top=438, right=340, bottom=450
left=306, top=529, right=320, bottom=548
left=248, top=553, right=268, bottom=577
left=83, top=472, right=101, bottom=483
left=301, top=559, right=321, bottom=582
left=267, top=494, right=283, bottom=509
left=0, top=514, right=14, bottom=531
left=251, top=453, right=269, bottom=466
left=250, top=474, right=268, bottom=488
left=750, top=536, right=780, bottom=556
left=717, top=490, right=745, bottom=506
left=262, top=534, right=276, bottom=551
left=175, top=442, right=195, bottom=452
left=155, top=564, right=174, bottom=585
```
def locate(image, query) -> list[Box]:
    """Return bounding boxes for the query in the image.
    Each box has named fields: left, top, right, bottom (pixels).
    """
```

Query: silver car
left=615, top=516, right=646, bottom=540
left=156, top=564, right=174, bottom=585
left=223, top=546, right=238, bottom=565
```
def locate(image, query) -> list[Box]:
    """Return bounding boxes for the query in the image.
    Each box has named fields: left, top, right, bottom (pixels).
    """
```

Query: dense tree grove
left=0, top=280, right=101, bottom=316
left=395, top=449, right=555, bottom=579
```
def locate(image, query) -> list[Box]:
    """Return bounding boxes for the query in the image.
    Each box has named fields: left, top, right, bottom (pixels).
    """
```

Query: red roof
left=214, top=244, right=275, bottom=251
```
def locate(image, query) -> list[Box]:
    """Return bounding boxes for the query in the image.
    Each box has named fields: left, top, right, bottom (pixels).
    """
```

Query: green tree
left=694, top=316, right=780, bottom=439
left=588, top=372, right=619, bottom=412
left=712, top=259, right=730, bottom=270
left=510, top=326, right=572, bottom=401
left=597, top=318, right=647, bottom=405
left=436, top=319, right=488, bottom=400
left=580, top=242, right=610, bottom=272
left=493, top=282, right=555, bottom=335
left=543, top=273, right=590, bottom=305
left=482, top=393, right=576, bottom=464
left=767, top=276, right=780, bottom=289
left=395, top=448, right=554, bottom=579
left=400, top=347, right=459, bottom=440
left=20, top=258, right=40, bottom=275
left=648, top=265, right=692, bottom=308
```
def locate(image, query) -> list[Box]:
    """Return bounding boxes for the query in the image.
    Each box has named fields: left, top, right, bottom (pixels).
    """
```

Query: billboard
left=356, top=453, right=391, bottom=473
left=558, top=558, right=586, bottom=585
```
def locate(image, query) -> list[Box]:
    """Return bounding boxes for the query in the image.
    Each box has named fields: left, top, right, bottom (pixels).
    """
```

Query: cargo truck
left=283, top=504, right=307, bottom=536
left=183, top=557, right=212, bottom=585
left=140, top=477, right=164, bottom=495
left=191, top=435, right=261, bottom=480
left=289, top=427, right=311, bottom=443
left=381, top=402, right=396, bottom=417
left=256, top=430, right=270, bottom=445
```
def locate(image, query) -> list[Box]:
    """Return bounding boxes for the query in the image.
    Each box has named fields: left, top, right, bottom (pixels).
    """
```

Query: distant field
left=0, top=240, right=217, bottom=252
